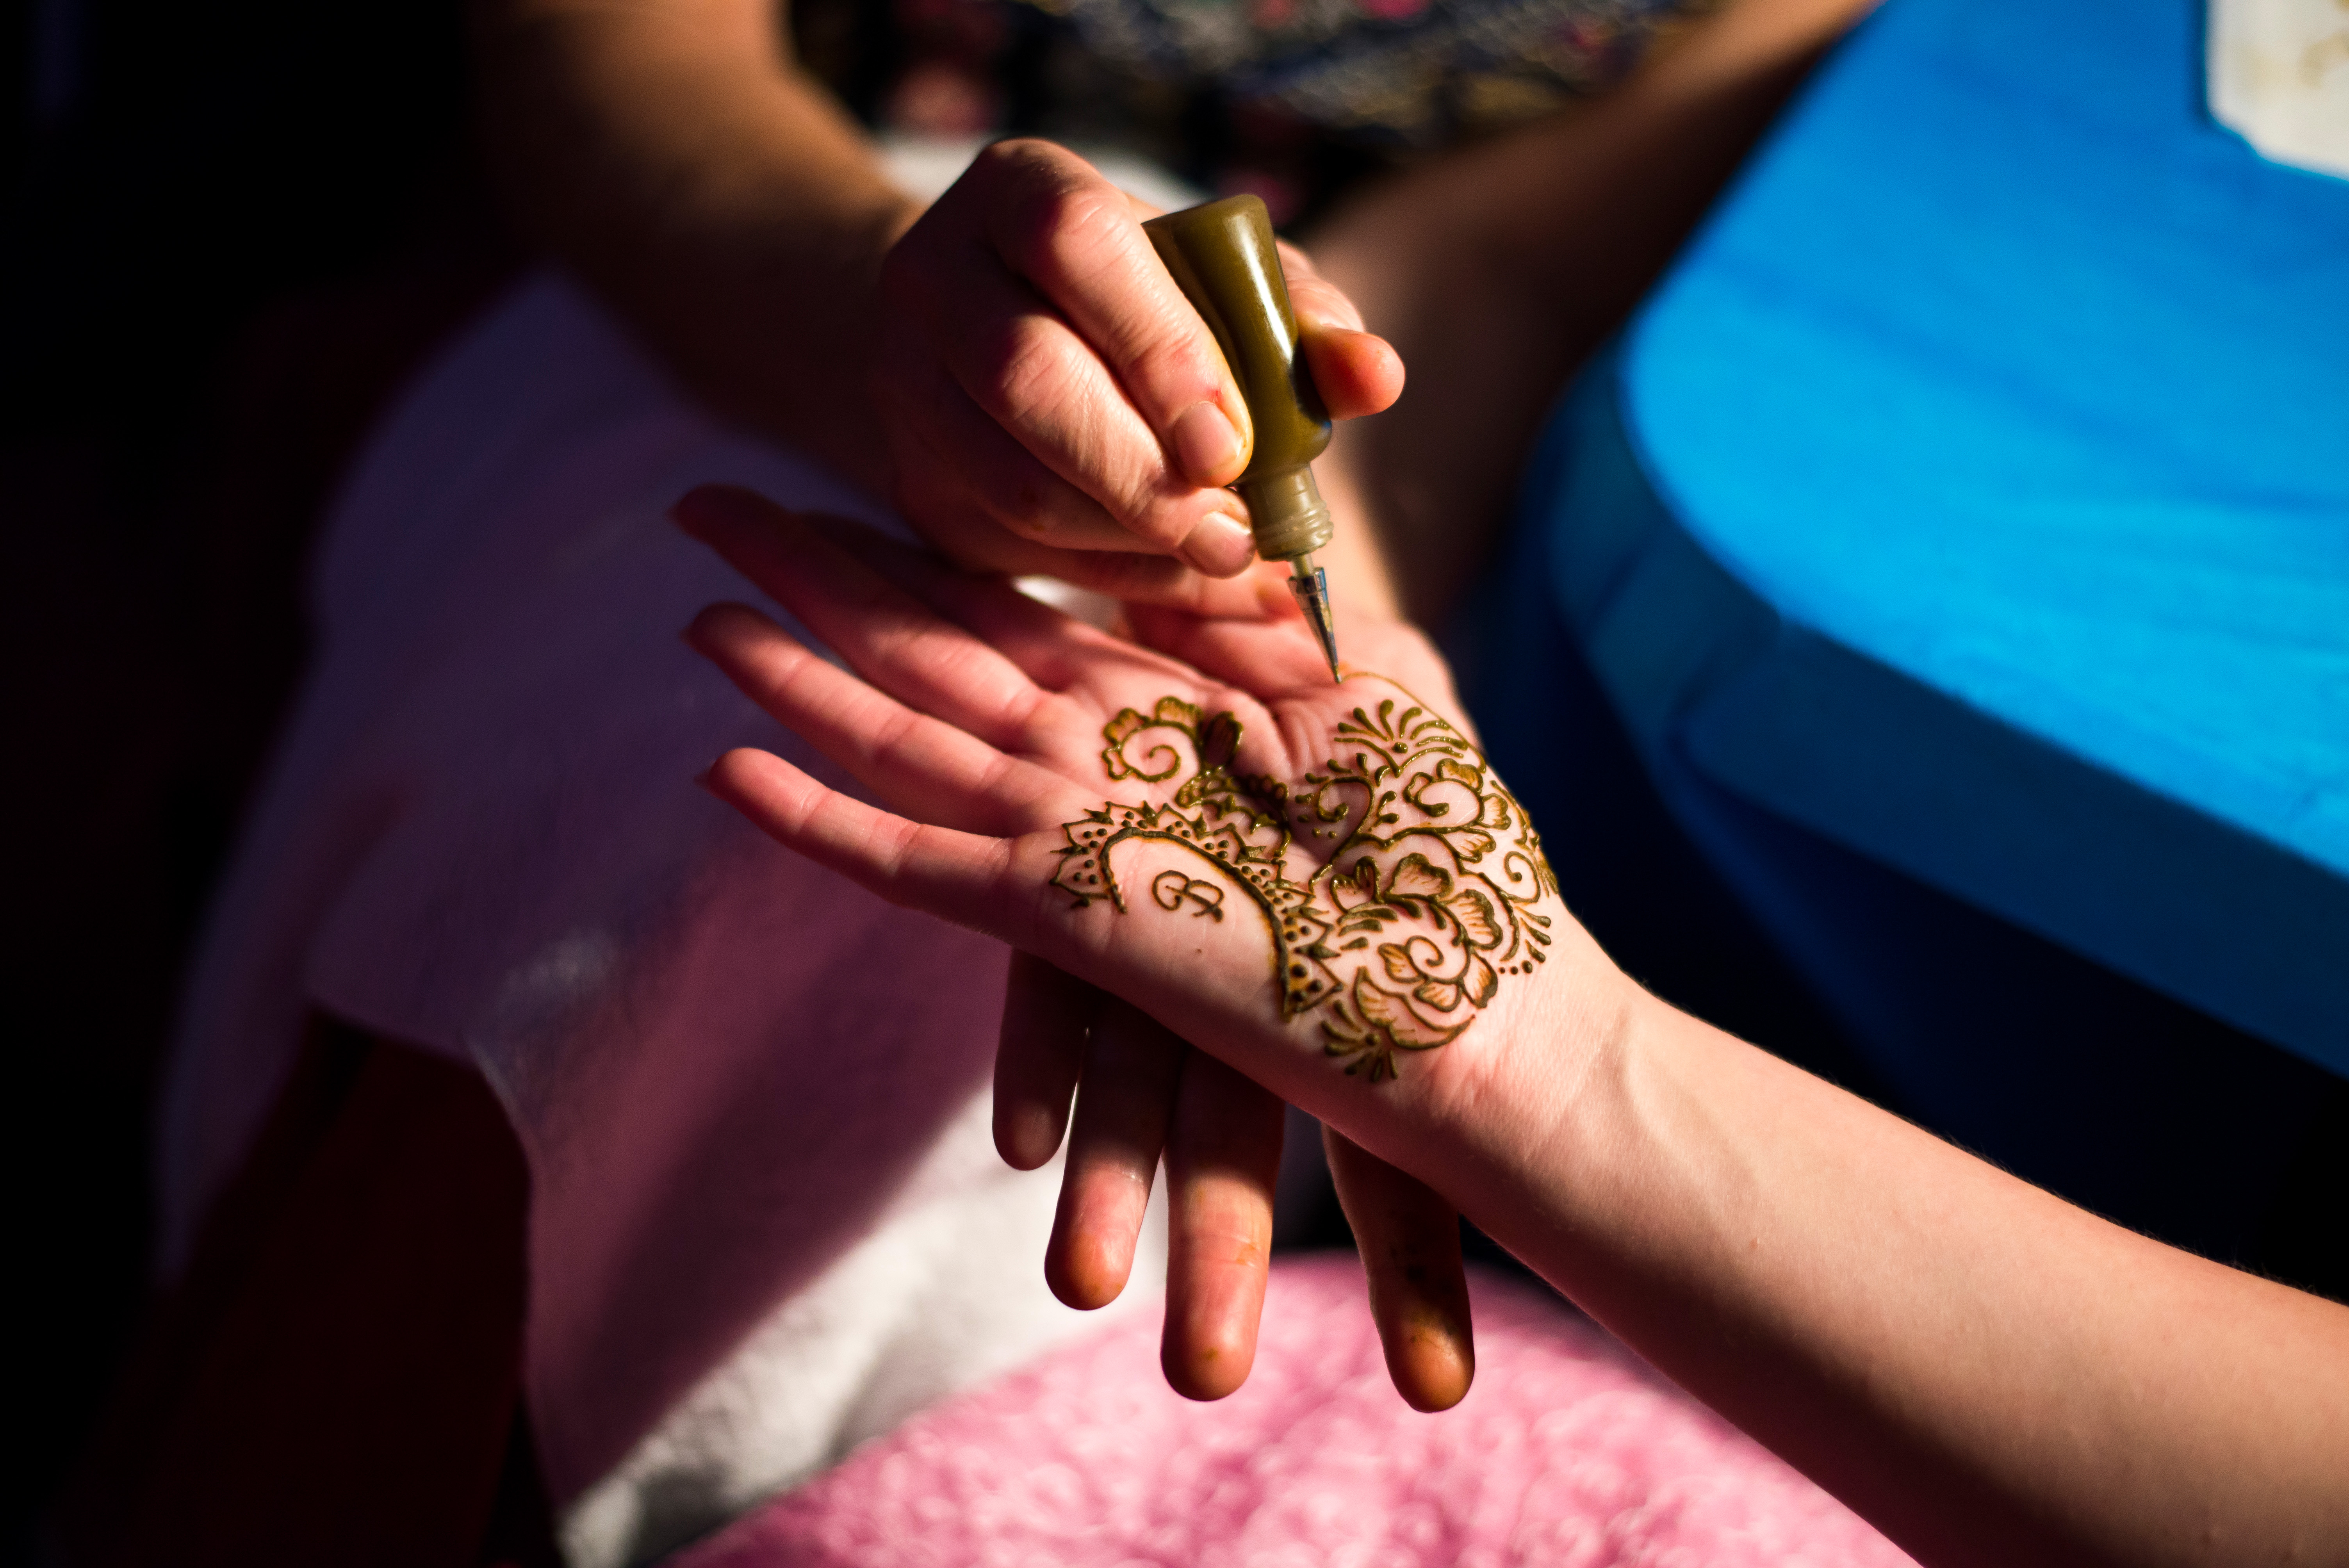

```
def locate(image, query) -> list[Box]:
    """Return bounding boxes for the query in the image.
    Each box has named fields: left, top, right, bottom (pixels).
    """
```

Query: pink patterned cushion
left=671, top=1254, right=1915, bottom=1567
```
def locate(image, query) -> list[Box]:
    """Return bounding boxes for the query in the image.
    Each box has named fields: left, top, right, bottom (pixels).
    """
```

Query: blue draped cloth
left=1463, top=0, right=2348, bottom=1258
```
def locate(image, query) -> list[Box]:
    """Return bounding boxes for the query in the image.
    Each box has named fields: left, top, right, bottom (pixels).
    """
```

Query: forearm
left=677, top=488, right=2349, bottom=1557
left=473, top=0, right=915, bottom=486
left=1370, top=969, right=2349, bottom=1565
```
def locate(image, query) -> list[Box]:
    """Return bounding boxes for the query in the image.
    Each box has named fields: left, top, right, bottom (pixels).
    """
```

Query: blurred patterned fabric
left=797, top=0, right=1711, bottom=219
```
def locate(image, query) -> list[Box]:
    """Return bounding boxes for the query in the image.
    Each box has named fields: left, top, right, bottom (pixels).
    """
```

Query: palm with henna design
left=677, top=484, right=1562, bottom=1408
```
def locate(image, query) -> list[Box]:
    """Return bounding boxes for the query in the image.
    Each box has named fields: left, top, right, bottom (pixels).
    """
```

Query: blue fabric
left=1460, top=388, right=2344, bottom=1262
left=1555, top=0, right=2349, bottom=1071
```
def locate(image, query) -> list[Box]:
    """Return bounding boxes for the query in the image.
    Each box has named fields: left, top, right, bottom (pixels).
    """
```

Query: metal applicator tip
left=1288, top=554, right=1341, bottom=682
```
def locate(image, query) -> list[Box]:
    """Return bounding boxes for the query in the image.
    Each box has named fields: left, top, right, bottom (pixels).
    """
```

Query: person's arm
left=471, top=0, right=1402, bottom=603
left=680, top=492, right=2349, bottom=1567
left=1450, top=988, right=2349, bottom=1566
left=474, top=0, right=909, bottom=487
left=470, top=0, right=1872, bottom=627
left=475, top=0, right=1461, bottom=1404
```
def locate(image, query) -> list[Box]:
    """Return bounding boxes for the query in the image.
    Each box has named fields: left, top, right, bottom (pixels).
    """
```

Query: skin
left=475, top=0, right=1879, bottom=1401
left=681, top=494, right=2349, bottom=1568
left=474, top=0, right=1403, bottom=602
left=676, top=483, right=1481, bottom=1405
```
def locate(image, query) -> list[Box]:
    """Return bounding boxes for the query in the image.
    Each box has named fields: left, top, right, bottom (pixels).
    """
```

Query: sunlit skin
left=1016, top=657, right=1556, bottom=1396
left=478, top=0, right=1876, bottom=616
left=679, top=484, right=1486, bottom=1407
left=869, top=141, right=1406, bottom=586
left=683, top=489, right=2349, bottom=1567
left=481, top=0, right=1887, bottom=1424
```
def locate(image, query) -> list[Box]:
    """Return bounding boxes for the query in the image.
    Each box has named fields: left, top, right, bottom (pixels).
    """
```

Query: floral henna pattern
left=1050, top=690, right=1559, bottom=1081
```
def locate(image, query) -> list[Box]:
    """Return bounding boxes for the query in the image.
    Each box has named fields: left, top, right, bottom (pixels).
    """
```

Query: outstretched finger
left=810, top=516, right=1195, bottom=696
left=996, top=953, right=1101, bottom=1170
left=1160, top=1046, right=1283, bottom=1402
left=699, top=745, right=1022, bottom=939
left=1046, top=998, right=1185, bottom=1311
left=687, top=601, right=1064, bottom=837
left=1030, top=549, right=1294, bottom=617
left=1326, top=1127, right=1475, bottom=1412
left=1124, top=602, right=1472, bottom=730
left=678, top=485, right=1046, bottom=752
left=1123, top=600, right=1332, bottom=700
left=826, top=517, right=1298, bottom=693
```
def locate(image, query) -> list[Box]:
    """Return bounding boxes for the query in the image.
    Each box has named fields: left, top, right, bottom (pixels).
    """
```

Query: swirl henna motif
left=1151, top=871, right=1227, bottom=920
left=1050, top=690, right=1560, bottom=1082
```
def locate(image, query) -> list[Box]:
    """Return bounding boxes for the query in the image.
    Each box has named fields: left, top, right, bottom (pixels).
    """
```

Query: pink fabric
left=676, top=1255, right=1917, bottom=1568
left=159, top=274, right=1147, bottom=1555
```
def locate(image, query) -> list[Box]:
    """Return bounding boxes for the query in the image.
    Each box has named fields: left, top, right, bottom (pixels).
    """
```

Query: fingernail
left=1183, top=511, right=1257, bottom=576
left=1171, top=401, right=1244, bottom=485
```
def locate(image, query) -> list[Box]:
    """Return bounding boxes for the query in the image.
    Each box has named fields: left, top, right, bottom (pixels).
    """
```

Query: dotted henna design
left=1050, top=690, right=1559, bottom=1082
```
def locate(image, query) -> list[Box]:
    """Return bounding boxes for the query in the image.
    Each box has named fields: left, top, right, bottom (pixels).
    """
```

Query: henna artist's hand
left=871, top=139, right=1402, bottom=605
left=677, top=485, right=1566, bottom=1406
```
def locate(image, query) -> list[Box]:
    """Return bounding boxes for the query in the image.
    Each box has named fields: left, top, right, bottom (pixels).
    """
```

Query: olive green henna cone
left=1051, top=688, right=1559, bottom=1082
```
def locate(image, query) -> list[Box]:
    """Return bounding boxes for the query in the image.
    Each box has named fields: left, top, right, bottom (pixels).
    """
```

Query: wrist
left=1425, top=918, right=1643, bottom=1185
left=1289, top=909, right=1644, bottom=1229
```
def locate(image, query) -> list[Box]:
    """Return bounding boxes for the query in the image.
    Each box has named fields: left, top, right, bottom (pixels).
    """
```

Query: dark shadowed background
left=7, top=4, right=2342, bottom=1558
left=1, top=4, right=513, bottom=1552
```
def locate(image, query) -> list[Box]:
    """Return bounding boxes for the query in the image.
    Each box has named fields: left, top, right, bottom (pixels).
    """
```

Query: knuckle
left=1003, top=499, right=1057, bottom=540
left=1000, top=174, right=1128, bottom=286
left=973, top=314, right=1079, bottom=426
left=1127, top=323, right=1225, bottom=408
left=972, top=136, right=1062, bottom=183
left=1122, top=497, right=1194, bottom=551
left=972, top=453, right=1066, bottom=541
left=1006, top=472, right=1071, bottom=535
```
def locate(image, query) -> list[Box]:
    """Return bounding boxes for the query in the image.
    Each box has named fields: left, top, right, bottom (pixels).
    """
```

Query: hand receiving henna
left=677, top=484, right=1567, bottom=1407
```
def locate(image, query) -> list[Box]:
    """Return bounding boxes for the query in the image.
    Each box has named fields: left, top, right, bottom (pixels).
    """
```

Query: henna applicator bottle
left=1144, top=195, right=1344, bottom=681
